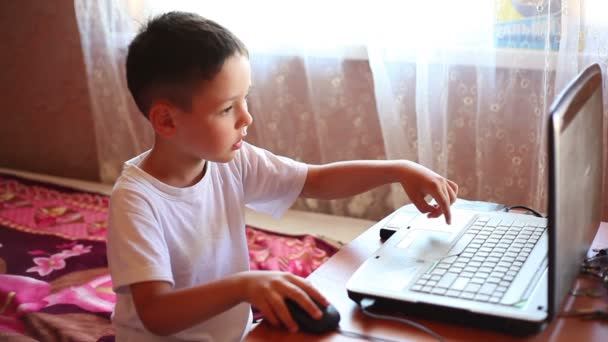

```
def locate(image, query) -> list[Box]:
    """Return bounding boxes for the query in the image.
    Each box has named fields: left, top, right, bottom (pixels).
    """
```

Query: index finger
left=290, top=275, right=329, bottom=308
left=435, top=186, right=452, bottom=225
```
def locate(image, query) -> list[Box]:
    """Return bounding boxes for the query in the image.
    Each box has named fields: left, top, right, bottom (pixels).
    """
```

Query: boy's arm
left=130, top=271, right=327, bottom=336
left=301, top=160, right=458, bottom=224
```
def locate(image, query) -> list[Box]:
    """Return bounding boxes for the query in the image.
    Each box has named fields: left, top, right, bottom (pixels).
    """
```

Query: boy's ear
left=148, top=101, right=178, bottom=137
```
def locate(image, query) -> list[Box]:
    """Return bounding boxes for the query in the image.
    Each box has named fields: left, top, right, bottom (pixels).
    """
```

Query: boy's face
left=172, top=54, right=253, bottom=163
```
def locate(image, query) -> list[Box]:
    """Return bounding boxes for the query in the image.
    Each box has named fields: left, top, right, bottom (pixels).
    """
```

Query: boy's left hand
left=399, top=161, right=458, bottom=224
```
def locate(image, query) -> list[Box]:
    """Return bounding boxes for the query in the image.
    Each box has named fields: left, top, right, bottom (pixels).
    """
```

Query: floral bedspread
left=0, top=175, right=337, bottom=341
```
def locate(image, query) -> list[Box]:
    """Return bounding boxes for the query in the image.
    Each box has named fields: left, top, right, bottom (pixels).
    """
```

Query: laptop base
left=348, top=291, right=547, bottom=336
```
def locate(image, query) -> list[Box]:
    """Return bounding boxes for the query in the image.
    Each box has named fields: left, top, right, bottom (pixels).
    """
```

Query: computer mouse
left=285, top=298, right=341, bottom=334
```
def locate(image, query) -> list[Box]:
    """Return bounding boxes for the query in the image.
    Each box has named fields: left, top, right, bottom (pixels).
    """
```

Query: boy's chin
left=207, top=151, right=238, bottom=163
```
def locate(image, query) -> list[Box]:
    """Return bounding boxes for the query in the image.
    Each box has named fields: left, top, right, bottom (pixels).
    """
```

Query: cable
left=503, top=205, right=544, bottom=218
left=337, top=328, right=404, bottom=342
left=349, top=298, right=446, bottom=342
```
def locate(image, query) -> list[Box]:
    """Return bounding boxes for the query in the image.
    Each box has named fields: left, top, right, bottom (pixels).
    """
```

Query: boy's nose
left=240, top=109, right=253, bottom=127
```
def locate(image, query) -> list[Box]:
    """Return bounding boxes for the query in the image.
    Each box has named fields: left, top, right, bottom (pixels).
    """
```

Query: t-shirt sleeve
left=238, top=142, right=308, bottom=218
left=107, top=186, right=174, bottom=293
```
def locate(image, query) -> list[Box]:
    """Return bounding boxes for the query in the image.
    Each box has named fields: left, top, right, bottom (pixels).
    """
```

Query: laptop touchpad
left=397, top=230, right=453, bottom=260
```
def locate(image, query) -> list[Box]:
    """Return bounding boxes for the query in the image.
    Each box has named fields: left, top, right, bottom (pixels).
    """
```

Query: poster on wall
left=494, top=0, right=562, bottom=51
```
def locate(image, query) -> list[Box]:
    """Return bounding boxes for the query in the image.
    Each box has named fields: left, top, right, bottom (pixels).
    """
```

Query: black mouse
left=285, top=298, right=341, bottom=334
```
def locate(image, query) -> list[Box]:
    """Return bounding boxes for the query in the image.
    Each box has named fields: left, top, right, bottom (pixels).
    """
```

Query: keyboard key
left=431, top=287, right=447, bottom=295
left=478, top=283, right=498, bottom=295
left=464, top=266, right=478, bottom=273
left=475, top=294, right=490, bottom=302
left=475, top=272, right=490, bottom=278
left=441, top=255, right=458, bottom=264
left=512, top=220, right=525, bottom=227
left=501, top=218, right=514, bottom=226
left=450, top=277, right=470, bottom=291
left=446, top=290, right=461, bottom=297
left=454, top=262, right=467, bottom=268
left=460, top=291, right=475, bottom=299
left=411, top=284, right=423, bottom=291
left=421, top=286, right=433, bottom=293
left=497, top=286, right=508, bottom=293
left=431, top=268, right=447, bottom=275
left=436, top=272, right=458, bottom=288
left=465, top=283, right=481, bottom=293
left=488, top=277, right=503, bottom=284
left=487, top=218, right=501, bottom=227
left=470, top=277, right=485, bottom=284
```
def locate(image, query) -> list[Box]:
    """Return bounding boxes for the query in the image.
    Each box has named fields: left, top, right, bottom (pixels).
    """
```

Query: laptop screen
left=548, top=63, right=604, bottom=319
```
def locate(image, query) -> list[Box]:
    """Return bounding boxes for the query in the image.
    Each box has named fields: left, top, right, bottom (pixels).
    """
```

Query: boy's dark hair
left=126, top=11, right=248, bottom=117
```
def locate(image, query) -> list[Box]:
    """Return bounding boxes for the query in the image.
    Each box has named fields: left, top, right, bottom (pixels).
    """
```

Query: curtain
left=74, top=0, right=153, bottom=183
left=74, top=0, right=608, bottom=221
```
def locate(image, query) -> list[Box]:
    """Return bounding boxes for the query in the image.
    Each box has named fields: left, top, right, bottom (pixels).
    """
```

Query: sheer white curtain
left=74, top=0, right=608, bottom=220
left=74, top=0, right=153, bottom=183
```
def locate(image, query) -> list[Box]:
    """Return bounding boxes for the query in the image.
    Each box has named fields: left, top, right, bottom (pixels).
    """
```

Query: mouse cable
left=337, top=328, right=404, bottom=342
left=341, top=298, right=446, bottom=342
left=503, top=205, right=544, bottom=218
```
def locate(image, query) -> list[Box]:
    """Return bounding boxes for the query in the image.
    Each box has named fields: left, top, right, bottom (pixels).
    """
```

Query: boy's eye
left=222, top=106, right=233, bottom=114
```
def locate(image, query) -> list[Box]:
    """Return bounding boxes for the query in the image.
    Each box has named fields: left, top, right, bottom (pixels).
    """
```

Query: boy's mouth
left=232, top=139, right=243, bottom=150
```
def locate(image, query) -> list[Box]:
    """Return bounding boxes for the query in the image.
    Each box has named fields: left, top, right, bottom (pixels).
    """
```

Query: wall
left=0, top=0, right=99, bottom=181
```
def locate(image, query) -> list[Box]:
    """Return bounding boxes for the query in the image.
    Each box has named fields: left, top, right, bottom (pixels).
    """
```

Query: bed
left=0, top=168, right=374, bottom=341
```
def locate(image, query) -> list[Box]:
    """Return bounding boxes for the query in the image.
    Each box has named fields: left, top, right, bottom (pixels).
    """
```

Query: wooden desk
left=246, top=220, right=608, bottom=342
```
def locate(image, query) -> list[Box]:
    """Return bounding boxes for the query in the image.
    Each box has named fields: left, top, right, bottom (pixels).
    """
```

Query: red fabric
left=246, top=226, right=338, bottom=277
left=0, top=174, right=339, bottom=274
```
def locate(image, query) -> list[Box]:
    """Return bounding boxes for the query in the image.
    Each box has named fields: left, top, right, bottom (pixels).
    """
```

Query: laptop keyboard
left=410, top=215, right=547, bottom=303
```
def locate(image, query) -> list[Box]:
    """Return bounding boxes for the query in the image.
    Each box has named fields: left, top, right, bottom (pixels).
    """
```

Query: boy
left=108, top=11, right=458, bottom=342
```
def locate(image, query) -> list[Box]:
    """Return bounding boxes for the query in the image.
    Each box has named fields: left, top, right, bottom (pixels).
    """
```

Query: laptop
left=346, top=63, right=604, bottom=335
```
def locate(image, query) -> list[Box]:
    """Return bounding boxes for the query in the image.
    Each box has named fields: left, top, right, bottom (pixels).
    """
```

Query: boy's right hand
left=240, top=271, right=328, bottom=332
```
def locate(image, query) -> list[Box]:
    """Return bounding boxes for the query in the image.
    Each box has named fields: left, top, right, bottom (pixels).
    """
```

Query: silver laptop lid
left=548, top=63, right=604, bottom=319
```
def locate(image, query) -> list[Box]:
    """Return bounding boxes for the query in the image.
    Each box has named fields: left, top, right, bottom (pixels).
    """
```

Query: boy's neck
left=139, top=142, right=207, bottom=188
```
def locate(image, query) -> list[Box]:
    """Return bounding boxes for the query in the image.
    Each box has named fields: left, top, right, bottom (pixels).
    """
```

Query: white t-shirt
left=107, top=142, right=307, bottom=342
